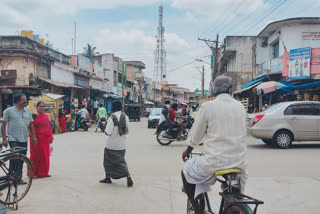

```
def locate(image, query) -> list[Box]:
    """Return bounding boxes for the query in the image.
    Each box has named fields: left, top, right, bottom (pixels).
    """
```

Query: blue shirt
left=3, top=106, right=33, bottom=142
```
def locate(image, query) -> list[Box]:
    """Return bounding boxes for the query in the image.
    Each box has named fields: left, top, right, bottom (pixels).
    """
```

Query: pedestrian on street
left=59, top=109, right=67, bottom=133
left=181, top=76, right=248, bottom=214
left=93, top=98, right=99, bottom=117
left=30, top=101, right=54, bottom=178
left=100, top=100, right=133, bottom=187
left=95, top=104, right=107, bottom=132
left=76, top=105, right=89, bottom=130
left=1, top=94, right=37, bottom=184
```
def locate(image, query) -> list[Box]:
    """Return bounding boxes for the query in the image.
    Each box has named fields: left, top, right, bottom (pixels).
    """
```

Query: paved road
left=12, top=118, right=320, bottom=214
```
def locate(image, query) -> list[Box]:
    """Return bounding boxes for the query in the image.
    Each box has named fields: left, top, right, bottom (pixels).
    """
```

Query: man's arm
left=104, top=116, right=114, bottom=136
left=1, top=121, right=8, bottom=147
left=182, top=103, right=208, bottom=161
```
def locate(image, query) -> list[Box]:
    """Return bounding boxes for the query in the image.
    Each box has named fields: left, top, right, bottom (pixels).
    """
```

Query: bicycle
left=183, top=152, right=263, bottom=214
left=0, top=146, right=33, bottom=210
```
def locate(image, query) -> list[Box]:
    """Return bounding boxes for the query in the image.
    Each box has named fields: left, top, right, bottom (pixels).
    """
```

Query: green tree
left=83, top=44, right=97, bottom=61
left=45, top=40, right=53, bottom=48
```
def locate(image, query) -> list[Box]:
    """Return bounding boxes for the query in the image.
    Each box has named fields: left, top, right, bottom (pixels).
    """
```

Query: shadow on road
left=248, top=143, right=320, bottom=150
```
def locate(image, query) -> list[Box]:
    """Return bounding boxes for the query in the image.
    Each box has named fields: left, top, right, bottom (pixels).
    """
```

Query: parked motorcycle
left=75, top=115, right=90, bottom=131
left=156, top=116, right=194, bottom=146
left=98, top=117, right=107, bottom=132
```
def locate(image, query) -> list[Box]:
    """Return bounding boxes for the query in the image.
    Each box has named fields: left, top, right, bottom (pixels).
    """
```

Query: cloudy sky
left=1, top=0, right=320, bottom=91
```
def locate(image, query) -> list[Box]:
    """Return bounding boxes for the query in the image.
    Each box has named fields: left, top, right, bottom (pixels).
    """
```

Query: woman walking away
left=100, top=100, right=133, bottom=187
left=30, top=102, right=54, bottom=178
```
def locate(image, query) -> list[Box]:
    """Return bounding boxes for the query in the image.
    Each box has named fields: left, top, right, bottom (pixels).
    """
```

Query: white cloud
left=170, top=0, right=267, bottom=20
left=1, top=0, right=166, bottom=15
left=0, top=4, right=31, bottom=27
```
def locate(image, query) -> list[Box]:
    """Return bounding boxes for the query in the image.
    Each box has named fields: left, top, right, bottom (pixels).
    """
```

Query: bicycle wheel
left=0, top=154, right=33, bottom=205
left=187, top=199, right=194, bottom=214
left=223, top=203, right=253, bottom=214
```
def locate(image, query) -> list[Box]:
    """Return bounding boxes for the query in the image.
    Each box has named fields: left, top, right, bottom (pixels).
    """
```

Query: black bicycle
left=0, top=146, right=33, bottom=210
left=184, top=152, right=263, bottom=214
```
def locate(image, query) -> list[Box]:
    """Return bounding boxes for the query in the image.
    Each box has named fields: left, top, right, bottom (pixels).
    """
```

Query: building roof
left=124, top=61, right=146, bottom=69
left=258, top=17, right=320, bottom=37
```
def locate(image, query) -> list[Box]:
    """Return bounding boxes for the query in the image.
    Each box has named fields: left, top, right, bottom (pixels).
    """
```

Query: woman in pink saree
left=30, top=102, right=54, bottom=178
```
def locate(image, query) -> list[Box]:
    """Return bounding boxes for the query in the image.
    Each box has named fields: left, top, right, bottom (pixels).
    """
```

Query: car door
left=284, top=103, right=318, bottom=140
left=313, top=103, right=320, bottom=139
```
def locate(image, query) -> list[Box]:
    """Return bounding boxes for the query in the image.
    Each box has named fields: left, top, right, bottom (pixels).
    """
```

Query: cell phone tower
left=153, top=5, right=167, bottom=81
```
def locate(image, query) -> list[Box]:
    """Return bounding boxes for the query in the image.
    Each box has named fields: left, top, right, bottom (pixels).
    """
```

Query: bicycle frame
left=186, top=152, right=264, bottom=214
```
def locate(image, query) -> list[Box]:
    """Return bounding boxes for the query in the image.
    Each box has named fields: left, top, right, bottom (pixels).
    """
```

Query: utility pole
left=195, top=65, right=205, bottom=97
left=198, top=34, right=219, bottom=81
left=74, top=21, right=77, bottom=55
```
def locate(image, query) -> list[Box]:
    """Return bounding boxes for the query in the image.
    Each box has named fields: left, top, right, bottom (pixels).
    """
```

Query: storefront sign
left=282, top=53, right=289, bottom=76
left=302, top=32, right=320, bottom=41
left=74, top=76, right=88, bottom=87
left=311, top=48, right=320, bottom=74
left=118, top=83, right=123, bottom=96
left=289, top=47, right=311, bottom=80
left=77, top=54, right=91, bottom=72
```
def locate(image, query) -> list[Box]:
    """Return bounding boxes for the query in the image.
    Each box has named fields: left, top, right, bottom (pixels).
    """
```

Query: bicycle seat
left=215, top=168, right=242, bottom=176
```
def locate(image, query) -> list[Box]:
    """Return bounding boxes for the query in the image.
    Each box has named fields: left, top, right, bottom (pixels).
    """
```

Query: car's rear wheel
left=262, top=139, right=273, bottom=145
left=272, top=130, right=293, bottom=149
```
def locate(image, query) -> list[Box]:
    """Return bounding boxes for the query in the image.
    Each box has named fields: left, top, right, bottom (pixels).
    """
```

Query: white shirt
left=94, top=101, right=99, bottom=108
left=78, top=108, right=89, bottom=118
left=105, top=111, right=130, bottom=150
left=189, top=94, right=247, bottom=174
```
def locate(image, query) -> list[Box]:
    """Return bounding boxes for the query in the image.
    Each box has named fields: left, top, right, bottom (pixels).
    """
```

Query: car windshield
left=150, top=108, right=162, bottom=116
left=263, top=103, right=283, bottom=113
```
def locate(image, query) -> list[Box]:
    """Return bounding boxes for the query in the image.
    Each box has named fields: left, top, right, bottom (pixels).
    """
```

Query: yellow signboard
left=29, top=95, right=60, bottom=133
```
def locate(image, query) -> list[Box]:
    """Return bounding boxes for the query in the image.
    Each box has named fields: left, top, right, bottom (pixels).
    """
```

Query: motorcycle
left=75, top=115, right=90, bottom=131
left=156, top=116, right=194, bottom=146
left=98, top=117, right=107, bottom=132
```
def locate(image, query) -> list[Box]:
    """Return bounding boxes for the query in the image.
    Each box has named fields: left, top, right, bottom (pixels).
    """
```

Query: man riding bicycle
left=181, top=76, right=248, bottom=214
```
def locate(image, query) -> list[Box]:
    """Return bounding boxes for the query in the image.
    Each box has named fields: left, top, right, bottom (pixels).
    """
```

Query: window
left=313, top=104, right=320, bottom=115
left=273, top=41, right=279, bottom=58
left=113, top=70, right=117, bottom=86
left=284, top=104, right=313, bottom=115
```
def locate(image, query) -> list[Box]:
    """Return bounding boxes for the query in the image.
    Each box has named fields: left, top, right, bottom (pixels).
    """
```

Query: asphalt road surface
left=11, top=118, right=320, bottom=214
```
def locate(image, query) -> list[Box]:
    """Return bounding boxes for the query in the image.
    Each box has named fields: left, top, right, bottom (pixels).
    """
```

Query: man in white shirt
left=76, top=105, right=89, bottom=130
left=181, top=76, right=248, bottom=214
left=93, top=99, right=99, bottom=116
left=100, top=100, right=133, bottom=187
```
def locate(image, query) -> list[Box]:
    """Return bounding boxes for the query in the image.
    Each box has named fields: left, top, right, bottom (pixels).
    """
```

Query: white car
left=247, top=101, right=320, bottom=148
left=148, top=108, right=162, bottom=128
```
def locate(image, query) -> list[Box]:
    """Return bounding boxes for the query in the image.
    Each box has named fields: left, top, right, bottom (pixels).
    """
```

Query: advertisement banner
left=283, top=52, right=289, bottom=76
left=29, top=95, right=60, bottom=133
left=289, top=47, right=311, bottom=80
left=117, top=83, right=122, bottom=96
left=77, top=54, right=91, bottom=72
left=270, top=56, right=283, bottom=74
left=302, top=32, right=320, bottom=41
left=311, top=48, right=320, bottom=74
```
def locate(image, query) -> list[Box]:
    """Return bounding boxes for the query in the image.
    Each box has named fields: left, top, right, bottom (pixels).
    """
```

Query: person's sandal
left=127, top=177, right=133, bottom=187
left=100, top=178, right=112, bottom=184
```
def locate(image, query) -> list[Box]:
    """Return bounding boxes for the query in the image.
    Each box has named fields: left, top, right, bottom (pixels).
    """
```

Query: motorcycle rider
left=158, top=100, right=171, bottom=125
left=95, top=104, right=108, bottom=132
left=76, top=105, right=89, bottom=131
left=169, top=103, right=187, bottom=139
left=181, top=76, right=248, bottom=214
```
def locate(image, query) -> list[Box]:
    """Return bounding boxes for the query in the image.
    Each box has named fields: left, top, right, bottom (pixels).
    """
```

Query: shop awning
left=241, top=75, right=267, bottom=89
left=45, top=93, right=65, bottom=100
left=279, top=81, right=320, bottom=92
left=0, top=85, right=39, bottom=89
left=39, top=78, right=81, bottom=88
left=234, top=82, right=261, bottom=94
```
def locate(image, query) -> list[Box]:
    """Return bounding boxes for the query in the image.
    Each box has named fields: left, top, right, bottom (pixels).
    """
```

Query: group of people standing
left=1, top=94, right=53, bottom=179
